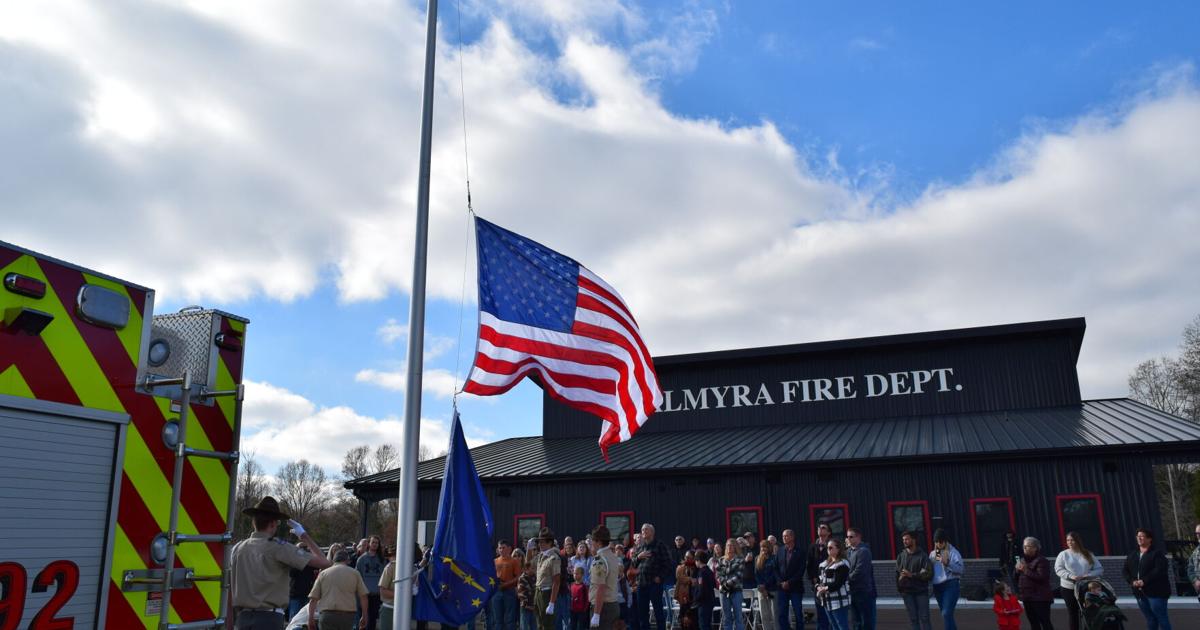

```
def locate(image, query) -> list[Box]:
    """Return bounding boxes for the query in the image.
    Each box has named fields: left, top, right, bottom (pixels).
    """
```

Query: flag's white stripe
left=472, top=336, right=621, bottom=381
left=470, top=312, right=653, bottom=439
left=580, top=267, right=633, bottom=318
left=574, top=306, right=658, bottom=422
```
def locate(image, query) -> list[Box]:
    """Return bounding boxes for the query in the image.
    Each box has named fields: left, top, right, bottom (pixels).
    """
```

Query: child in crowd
left=569, top=567, right=590, bottom=630
left=517, top=560, right=537, bottom=630
left=992, top=581, right=1023, bottom=630
left=1082, top=580, right=1108, bottom=608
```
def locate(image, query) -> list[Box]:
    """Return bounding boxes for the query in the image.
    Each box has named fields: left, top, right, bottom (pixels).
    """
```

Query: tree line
left=234, top=442, right=444, bottom=543
left=1128, top=314, right=1200, bottom=540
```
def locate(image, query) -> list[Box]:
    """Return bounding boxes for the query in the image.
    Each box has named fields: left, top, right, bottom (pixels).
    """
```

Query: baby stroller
left=1075, top=578, right=1126, bottom=630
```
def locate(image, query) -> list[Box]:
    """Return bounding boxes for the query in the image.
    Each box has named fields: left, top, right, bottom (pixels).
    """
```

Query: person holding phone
left=1015, top=537, right=1054, bottom=630
left=928, top=530, right=964, bottom=630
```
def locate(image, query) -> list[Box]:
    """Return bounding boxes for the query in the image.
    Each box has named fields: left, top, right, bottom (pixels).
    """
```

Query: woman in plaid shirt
left=716, top=538, right=745, bottom=630
left=815, top=538, right=851, bottom=630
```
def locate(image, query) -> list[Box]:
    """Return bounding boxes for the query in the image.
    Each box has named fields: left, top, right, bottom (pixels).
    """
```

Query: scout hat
left=243, top=496, right=290, bottom=520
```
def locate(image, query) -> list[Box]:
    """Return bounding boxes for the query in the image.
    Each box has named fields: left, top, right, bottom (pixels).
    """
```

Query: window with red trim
left=514, top=513, right=545, bottom=548
left=969, top=497, right=1015, bottom=559
left=725, top=506, right=763, bottom=540
left=600, top=511, right=635, bottom=547
left=886, top=500, right=931, bottom=558
left=1056, top=494, right=1109, bottom=555
left=809, top=503, right=850, bottom=540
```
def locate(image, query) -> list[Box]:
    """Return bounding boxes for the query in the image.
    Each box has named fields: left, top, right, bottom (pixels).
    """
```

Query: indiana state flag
left=414, top=412, right=496, bottom=625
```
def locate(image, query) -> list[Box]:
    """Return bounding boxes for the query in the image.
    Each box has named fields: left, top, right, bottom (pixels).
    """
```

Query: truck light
left=4, top=306, right=54, bottom=335
left=4, top=272, right=47, bottom=298
left=214, top=331, right=242, bottom=352
left=76, top=284, right=130, bottom=329
left=148, top=338, right=171, bottom=367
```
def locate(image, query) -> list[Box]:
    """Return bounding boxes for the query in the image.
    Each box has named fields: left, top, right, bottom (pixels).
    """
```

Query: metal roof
left=344, top=398, right=1200, bottom=489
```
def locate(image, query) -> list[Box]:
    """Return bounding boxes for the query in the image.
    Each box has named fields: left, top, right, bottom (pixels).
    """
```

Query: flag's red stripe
left=571, top=320, right=647, bottom=431
left=472, top=324, right=639, bottom=424
left=469, top=353, right=614, bottom=393
left=575, top=295, right=659, bottom=414
left=578, top=275, right=638, bottom=327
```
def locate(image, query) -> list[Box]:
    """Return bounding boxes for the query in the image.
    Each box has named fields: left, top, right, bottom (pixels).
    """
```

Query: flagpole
left=395, top=0, right=438, bottom=628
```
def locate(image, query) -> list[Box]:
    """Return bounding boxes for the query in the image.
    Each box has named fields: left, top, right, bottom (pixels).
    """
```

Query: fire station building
left=347, top=317, right=1200, bottom=568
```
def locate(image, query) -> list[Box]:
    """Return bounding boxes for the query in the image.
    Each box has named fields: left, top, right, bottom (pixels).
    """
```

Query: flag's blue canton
left=413, top=412, right=496, bottom=626
left=475, top=217, right=578, bottom=333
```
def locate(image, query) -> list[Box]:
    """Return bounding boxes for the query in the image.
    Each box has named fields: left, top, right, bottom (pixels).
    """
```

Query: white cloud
left=241, top=380, right=488, bottom=475
left=2, top=1, right=1199, bottom=405
left=354, top=367, right=462, bottom=400
left=374, top=318, right=458, bottom=359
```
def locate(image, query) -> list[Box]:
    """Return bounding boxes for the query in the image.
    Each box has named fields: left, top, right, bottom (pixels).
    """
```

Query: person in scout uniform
left=308, top=549, right=369, bottom=630
left=588, top=525, right=621, bottom=630
left=535, top=527, right=563, bottom=630
left=231, top=496, right=332, bottom=630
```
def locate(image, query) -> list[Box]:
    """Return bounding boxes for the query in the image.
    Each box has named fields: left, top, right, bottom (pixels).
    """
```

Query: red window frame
left=514, top=513, right=546, bottom=547
left=886, top=500, right=931, bottom=558
left=1055, top=493, right=1110, bottom=555
left=968, top=497, right=1016, bottom=559
left=725, top=506, right=764, bottom=540
left=809, top=503, right=851, bottom=541
left=599, top=511, right=636, bottom=546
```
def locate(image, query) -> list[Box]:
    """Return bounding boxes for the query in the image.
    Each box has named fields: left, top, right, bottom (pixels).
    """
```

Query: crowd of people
left=230, top=497, right=1200, bottom=630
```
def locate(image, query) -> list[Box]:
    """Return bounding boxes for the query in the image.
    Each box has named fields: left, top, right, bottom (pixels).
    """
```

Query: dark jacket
left=807, top=537, right=832, bottom=582
left=999, top=536, right=1021, bottom=570
left=776, top=544, right=807, bottom=594
left=741, top=549, right=758, bottom=588
left=289, top=565, right=320, bottom=599
left=633, top=538, right=673, bottom=586
left=694, top=565, right=716, bottom=606
left=895, top=547, right=933, bottom=594
left=755, top=554, right=780, bottom=592
left=847, top=543, right=876, bottom=596
left=1122, top=548, right=1171, bottom=599
left=1017, top=554, right=1054, bottom=602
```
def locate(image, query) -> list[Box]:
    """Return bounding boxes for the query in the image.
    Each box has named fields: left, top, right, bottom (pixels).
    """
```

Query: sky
left=3, top=0, right=1200, bottom=479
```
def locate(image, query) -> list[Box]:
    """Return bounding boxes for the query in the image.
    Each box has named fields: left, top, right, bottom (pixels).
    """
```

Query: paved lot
left=869, top=605, right=1199, bottom=629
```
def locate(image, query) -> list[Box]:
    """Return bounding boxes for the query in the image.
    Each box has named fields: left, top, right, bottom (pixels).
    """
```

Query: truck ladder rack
left=135, top=372, right=247, bottom=630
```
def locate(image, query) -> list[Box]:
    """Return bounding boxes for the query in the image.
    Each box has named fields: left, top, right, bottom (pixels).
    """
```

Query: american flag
left=462, top=217, right=662, bottom=458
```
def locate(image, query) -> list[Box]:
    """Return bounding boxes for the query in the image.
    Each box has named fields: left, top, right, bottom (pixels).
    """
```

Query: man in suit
left=776, top=529, right=806, bottom=630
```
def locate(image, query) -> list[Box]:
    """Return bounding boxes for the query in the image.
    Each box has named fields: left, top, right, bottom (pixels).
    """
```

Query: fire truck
left=2, top=240, right=248, bottom=629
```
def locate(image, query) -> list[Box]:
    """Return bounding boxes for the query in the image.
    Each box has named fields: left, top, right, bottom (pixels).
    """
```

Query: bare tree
left=372, top=444, right=399, bottom=473
left=234, top=452, right=270, bottom=539
left=341, top=445, right=371, bottom=481
left=274, top=460, right=329, bottom=522
left=1179, top=315, right=1200, bottom=421
left=1130, top=347, right=1196, bottom=539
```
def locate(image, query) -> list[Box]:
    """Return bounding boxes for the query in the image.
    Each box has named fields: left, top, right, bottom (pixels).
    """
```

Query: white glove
left=545, top=603, right=555, bottom=615
left=413, top=583, right=420, bottom=596
left=288, top=519, right=306, bottom=536
left=590, top=613, right=600, bottom=627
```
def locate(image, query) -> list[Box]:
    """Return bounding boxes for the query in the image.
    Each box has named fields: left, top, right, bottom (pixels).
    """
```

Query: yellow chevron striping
left=153, top=396, right=231, bottom=520
left=110, top=526, right=156, bottom=630
left=81, top=272, right=144, bottom=366
left=122, top=423, right=223, bottom=580
left=0, top=365, right=35, bottom=399
left=214, top=356, right=237, bottom=426
left=24, top=258, right=124, bottom=412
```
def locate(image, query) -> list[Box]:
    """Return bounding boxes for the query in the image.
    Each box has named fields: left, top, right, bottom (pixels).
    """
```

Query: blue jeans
left=636, top=582, right=666, bottom=630
left=288, top=596, right=307, bottom=620
left=824, top=607, right=848, bottom=630
left=698, top=604, right=715, bottom=630
left=521, top=609, right=537, bottom=630
left=720, top=590, right=745, bottom=630
left=490, top=589, right=518, bottom=630
left=847, top=591, right=875, bottom=630
left=900, top=592, right=931, bottom=630
left=931, top=580, right=959, bottom=630
left=1135, top=595, right=1172, bottom=630
left=776, top=588, right=805, bottom=630
left=556, top=592, right=572, bottom=630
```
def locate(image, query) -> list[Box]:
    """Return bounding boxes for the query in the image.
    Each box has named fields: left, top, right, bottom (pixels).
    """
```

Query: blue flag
left=413, top=412, right=496, bottom=625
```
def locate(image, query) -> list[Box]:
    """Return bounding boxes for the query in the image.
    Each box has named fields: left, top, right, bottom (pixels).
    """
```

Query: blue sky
left=5, top=0, right=1200, bottom=477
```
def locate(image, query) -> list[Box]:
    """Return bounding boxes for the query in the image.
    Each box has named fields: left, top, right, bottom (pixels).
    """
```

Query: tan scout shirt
left=536, top=548, right=561, bottom=590
left=309, top=563, right=368, bottom=613
left=230, top=532, right=312, bottom=609
left=590, top=547, right=620, bottom=605
left=379, top=561, right=396, bottom=606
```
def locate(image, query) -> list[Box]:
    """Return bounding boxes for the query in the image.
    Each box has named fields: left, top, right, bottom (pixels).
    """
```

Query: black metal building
left=347, top=317, right=1200, bottom=561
